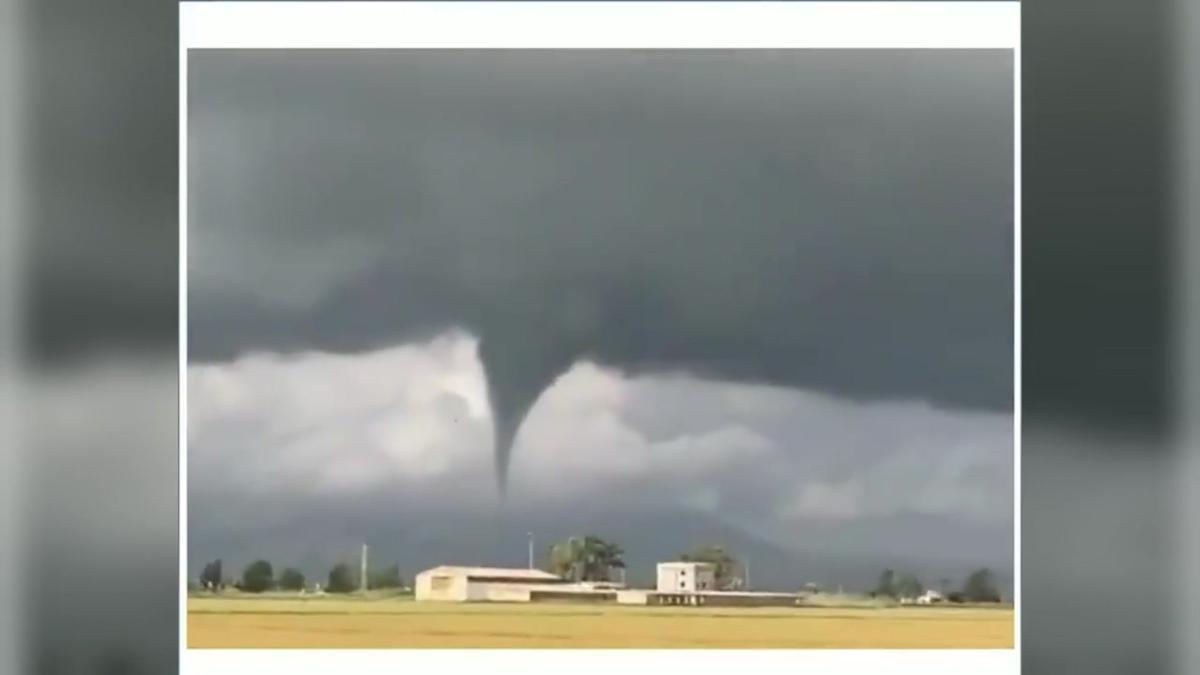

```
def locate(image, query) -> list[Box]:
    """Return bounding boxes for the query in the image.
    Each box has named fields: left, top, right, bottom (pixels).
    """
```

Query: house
left=916, top=589, right=946, bottom=604
left=655, top=561, right=717, bottom=593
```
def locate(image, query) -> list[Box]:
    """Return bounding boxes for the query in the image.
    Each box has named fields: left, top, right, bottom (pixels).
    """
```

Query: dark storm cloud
left=188, top=50, right=1014, bottom=488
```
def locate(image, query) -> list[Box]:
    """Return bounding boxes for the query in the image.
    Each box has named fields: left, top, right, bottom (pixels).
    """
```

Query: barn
left=414, top=566, right=574, bottom=602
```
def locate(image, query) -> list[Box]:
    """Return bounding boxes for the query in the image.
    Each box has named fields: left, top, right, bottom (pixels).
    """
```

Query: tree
left=548, top=535, right=626, bottom=582
left=679, top=545, right=739, bottom=590
left=241, top=560, right=274, bottom=593
left=549, top=537, right=585, bottom=579
left=199, top=559, right=222, bottom=591
left=368, top=563, right=404, bottom=589
left=279, top=568, right=306, bottom=591
left=874, top=569, right=897, bottom=598
left=585, top=536, right=625, bottom=581
left=962, top=568, right=1001, bottom=602
left=327, top=562, right=357, bottom=593
left=894, top=573, right=924, bottom=599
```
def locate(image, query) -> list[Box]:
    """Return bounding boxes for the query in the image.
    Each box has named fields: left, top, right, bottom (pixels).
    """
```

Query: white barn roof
left=417, top=566, right=564, bottom=582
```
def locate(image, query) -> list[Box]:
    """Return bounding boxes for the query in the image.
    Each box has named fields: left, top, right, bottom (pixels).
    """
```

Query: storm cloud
left=188, top=50, right=1013, bottom=490
left=188, top=333, right=1013, bottom=590
left=186, top=49, right=1013, bottom=584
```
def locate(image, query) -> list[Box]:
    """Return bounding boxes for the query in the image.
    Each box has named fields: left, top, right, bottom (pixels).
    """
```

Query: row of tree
left=544, top=537, right=746, bottom=590
left=196, top=559, right=405, bottom=594
left=196, top=540, right=1004, bottom=601
left=547, top=536, right=626, bottom=581
left=873, top=567, right=1003, bottom=602
left=541, top=535, right=1004, bottom=601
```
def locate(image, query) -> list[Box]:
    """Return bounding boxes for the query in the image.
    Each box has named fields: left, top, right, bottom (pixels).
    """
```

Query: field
left=187, top=595, right=1014, bottom=649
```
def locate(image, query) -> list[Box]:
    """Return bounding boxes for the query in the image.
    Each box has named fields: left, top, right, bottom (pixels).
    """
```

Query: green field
left=187, top=595, right=1014, bottom=649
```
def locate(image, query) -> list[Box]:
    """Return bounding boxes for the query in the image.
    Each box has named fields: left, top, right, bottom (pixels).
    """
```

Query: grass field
left=187, top=595, right=1014, bottom=649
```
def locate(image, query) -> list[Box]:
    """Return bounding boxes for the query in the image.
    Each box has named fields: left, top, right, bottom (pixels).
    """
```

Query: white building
left=656, top=561, right=717, bottom=593
left=916, top=589, right=946, bottom=605
left=415, top=562, right=799, bottom=607
left=414, top=565, right=626, bottom=603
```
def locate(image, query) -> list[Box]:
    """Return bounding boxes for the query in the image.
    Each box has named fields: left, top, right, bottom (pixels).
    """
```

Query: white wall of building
left=414, top=569, right=470, bottom=601
left=656, top=562, right=716, bottom=593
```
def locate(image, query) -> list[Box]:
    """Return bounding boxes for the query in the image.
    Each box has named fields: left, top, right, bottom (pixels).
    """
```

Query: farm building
left=917, top=589, right=946, bottom=604
left=414, top=566, right=617, bottom=603
left=414, top=562, right=800, bottom=607
left=656, top=561, right=717, bottom=593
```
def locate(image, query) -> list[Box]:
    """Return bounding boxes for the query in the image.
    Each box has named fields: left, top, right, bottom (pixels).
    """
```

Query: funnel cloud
left=188, top=50, right=1014, bottom=494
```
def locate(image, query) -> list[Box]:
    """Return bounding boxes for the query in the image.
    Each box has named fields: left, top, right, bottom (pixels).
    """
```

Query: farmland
left=187, top=595, right=1014, bottom=649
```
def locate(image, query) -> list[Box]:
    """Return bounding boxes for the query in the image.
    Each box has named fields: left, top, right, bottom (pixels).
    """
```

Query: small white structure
left=916, top=589, right=945, bottom=605
left=617, top=589, right=651, bottom=605
left=656, top=561, right=717, bottom=593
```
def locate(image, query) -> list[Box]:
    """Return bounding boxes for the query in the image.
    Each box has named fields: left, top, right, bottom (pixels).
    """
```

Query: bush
left=241, top=560, right=274, bottom=593
left=279, top=568, right=306, bottom=591
left=327, top=562, right=356, bottom=593
left=962, top=568, right=1002, bottom=602
left=199, top=559, right=222, bottom=590
left=368, top=563, right=404, bottom=589
left=874, top=569, right=897, bottom=599
left=894, top=573, right=923, bottom=599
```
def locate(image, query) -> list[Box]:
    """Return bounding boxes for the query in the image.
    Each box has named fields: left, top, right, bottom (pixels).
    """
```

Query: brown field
left=187, top=595, right=1014, bottom=649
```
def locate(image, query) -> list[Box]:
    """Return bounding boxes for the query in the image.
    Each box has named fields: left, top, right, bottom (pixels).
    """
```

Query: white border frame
left=180, top=3, right=1020, bottom=673
left=181, top=1, right=1019, bottom=49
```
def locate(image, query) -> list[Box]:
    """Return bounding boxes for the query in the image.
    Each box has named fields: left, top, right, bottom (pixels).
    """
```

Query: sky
left=187, top=49, right=1014, bottom=592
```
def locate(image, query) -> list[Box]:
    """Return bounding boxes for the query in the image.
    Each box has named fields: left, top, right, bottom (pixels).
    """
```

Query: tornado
left=477, top=327, right=580, bottom=495
left=186, top=50, right=1016, bottom=496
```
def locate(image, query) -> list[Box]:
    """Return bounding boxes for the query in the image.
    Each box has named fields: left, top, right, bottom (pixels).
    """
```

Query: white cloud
left=187, top=330, right=493, bottom=499
left=188, top=330, right=1013, bottom=550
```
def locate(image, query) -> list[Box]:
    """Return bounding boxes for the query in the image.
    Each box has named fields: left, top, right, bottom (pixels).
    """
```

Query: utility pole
left=745, top=556, right=751, bottom=591
left=360, top=543, right=369, bottom=594
left=527, top=532, right=534, bottom=569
